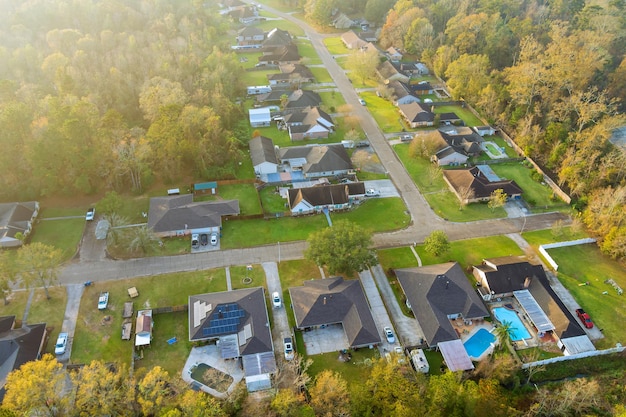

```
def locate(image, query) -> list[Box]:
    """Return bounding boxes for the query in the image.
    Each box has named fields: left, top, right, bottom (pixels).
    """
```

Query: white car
left=284, top=337, right=294, bottom=360
left=384, top=326, right=395, bottom=344
left=55, top=332, right=68, bottom=355
left=98, top=292, right=109, bottom=310
left=191, top=234, right=199, bottom=249
left=85, top=208, right=95, bottom=221
left=272, top=292, right=281, bottom=308
left=359, top=98, right=366, bottom=105
left=365, top=189, right=381, bottom=197
left=210, top=233, right=218, bottom=246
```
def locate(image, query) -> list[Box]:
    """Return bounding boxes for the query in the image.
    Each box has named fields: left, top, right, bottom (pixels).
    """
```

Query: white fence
left=538, top=238, right=597, bottom=271
left=521, top=343, right=624, bottom=369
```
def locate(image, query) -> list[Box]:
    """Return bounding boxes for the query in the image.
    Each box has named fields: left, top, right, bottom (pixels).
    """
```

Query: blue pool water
left=463, top=328, right=496, bottom=358
left=493, top=307, right=531, bottom=341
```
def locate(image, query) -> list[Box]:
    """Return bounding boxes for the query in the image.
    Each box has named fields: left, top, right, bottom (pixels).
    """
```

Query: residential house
left=258, top=44, right=300, bottom=66
left=283, top=106, right=334, bottom=141
left=398, top=102, right=435, bottom=127
left=135, top=310, right=153, bottom=347
left=411, top=81, right=434, bottom=95
left=399, top=62, right=430, bottom=77
left=0, top=201, right=39, bottom=248
left=236, top=26, right=265, bottom=46
left=279, top=144, right=353, bottom=178
left=438, top=112, right=463, bottom=125
left=377, top=61, right=409, bottom=84
left=386, top=80, right=421, bottom=106
left=341, top=30, right=368, bottom=50
left=440, top=126, right=484, bottom=156
left=249, top=107, right=271, bottom=127
left=289, top=277, right=381, bottom=348
left=473, top=126, right=496, bottom=136
left=360, top=30, right=378, bottom=42
left=267, top=63, right=315, bottom=87
left=189, top=287, right=277, bottom=392
left=247, top=85, right=272, bottom=95
left=262, top=28, right=293, bottom=49
left=333, top=13, right=355, bottom=29
left=0, top=316, right=47, bottom=401
left=473, top=256, right=595, bottom=355
left=433, top=146, right=469, bottom=166
left=395, top=262, right=489, bottom=348
left=220, top=0, right=245, bottom=10
left=283, top=90, right=322, bottom=112
left=288, top=182, right=366, bottom=215
left=249, top=136, right=279, bottom=175
left=147, top=194, right=240, bottom=237
left=442, top=165, right=522, bottom=204
left=386, top=47, right=403, bottom=62
left=228, top=6, right=258, bottom=25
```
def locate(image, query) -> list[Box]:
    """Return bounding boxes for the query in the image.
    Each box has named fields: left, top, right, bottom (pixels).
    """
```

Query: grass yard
left=485, top=135, right=519, bottom=158
left=71, top=270, right=227, bottom=366
left=332, top=198, right=410, bottom=230
left=210, top=183, right=262, bottom=216
left=362, top=92, right=405, bottom=133
left=489, top=162, right=561, bottom=208
left=392, top=145, right=447, bottom=192
left=522, top=227, right=589, bottom=247
left=0, top=290, right=31, bottom=322
left=230, top=264, right=266, bottom=290
left=27, top=287, right=68, bottom=354
left=235, top=156, right=256, bottom=179
left=434, top=105, right=484, bottom=127
left=323, top=37, right=349, bottom=55
left=241, top=68, right=276, bottom=87
left=297, top=40, right=322, bottom=64
left=259, top=186, right=288, bottom=214
left=236, top=51, right=264, bottom=70
left=253, top=126, right=292, bottom=147
left=308, top=66, right=333, bottom=83
left=377, top=247, right=420, bottom=271
left=319, top=91, right=346, bottom=110
left=546, top=244, right=626, bottom=349
left=255, top=17, right=305, bottom=37
left=30, top=217, right=85, bottom=261
left=307, top=348, right=380, bottom=383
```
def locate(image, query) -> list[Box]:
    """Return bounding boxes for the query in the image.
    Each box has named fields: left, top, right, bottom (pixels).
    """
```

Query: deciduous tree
left=72, top=361, right=135, bottom=416
left=488, top=188, right=507, bottom=212
left=309, top=370, right=349, bottom=417
left=0, top=251, right=18, bottom=305
left=423, top=230, right=450, bottom=257
left=17, top=242, right=62, bottom=299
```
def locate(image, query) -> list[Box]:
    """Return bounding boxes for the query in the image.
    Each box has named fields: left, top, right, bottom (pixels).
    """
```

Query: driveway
left=359, top=268, right=401, bottom=353
left=363, top=179, right=400, bottom=198
left=56, top=284, right=84, bottom=363
left=262, top=262, right=292, bottom=357
left=79, top=218, right=107, bottom=262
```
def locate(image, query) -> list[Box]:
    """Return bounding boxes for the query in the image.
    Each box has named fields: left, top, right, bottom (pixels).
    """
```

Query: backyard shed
left=135, top=310, right=153, bottom=347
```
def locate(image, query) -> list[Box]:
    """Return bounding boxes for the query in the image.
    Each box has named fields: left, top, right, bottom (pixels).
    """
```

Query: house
left=283, top=106, right=334, bottom=141
left=360, top=30, right=378, bottom=42
left=395, top=262, right=489, bottom=348
left=442, top=165, right=522, bottom=204
left=433, top=146, right=469, bottom=166
left=333, top=13, right=355, bottom=29
left=135, top=310, right=153, bottom=347
left=147, top=194, right=239, bottom=237
left=386, top=80, right=421, bottom=106
left=439, top=126, right=484, bottom=156
left=220, top=0, right=245, bottom=10
left=386, top=47, right=403, bottom=62
left=189, top=287, right=276, bottom=392
left=228, top=6, right=258, bottom=24
left=288, top=182, right=366, bottom=215
left=249, top=107, right=271, bottom=127
left=438, top=112, right=463, bottom=125
left=237, top=26, right=265, bottom=46
left=398, top=102, right=435, bottom=127
left=473, top=256, right=594, bottom=355
left=473, top=126, right=496, bottom=136
left=262, top=28, right=293, bottom=49
left=0, top=316, right=47, bottom=401
left=247, top=85, right=272, bottom=95
left=249, top=136, right=279, bottom=175
left=377, top=61, right=409, bottom=84
left=283, top=90, right=322, bottom=112
left=279, top=144, right=353, bottom=178
left=268, top=63, right=315, bottom=87
left=258, top=44, right=300, bottom=66
left=0, top=201, right=39, bottom=248
left=411, top=81, right=433, bottom=95
left=341, top=30, right=368, bottom=49
left=289, top=277, right=381, bottom=348
left=399, top=62, right=430, bottom=77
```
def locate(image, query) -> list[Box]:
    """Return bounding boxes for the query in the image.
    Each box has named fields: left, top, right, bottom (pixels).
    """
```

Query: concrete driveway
left=262, top=262, right=292, bottom=358
left=364, top=179, right=400, bottom=198
left=359, top=269, right=401, bottom=353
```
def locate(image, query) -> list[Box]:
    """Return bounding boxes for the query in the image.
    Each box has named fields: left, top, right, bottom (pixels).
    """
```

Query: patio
left=301, top=323, right=350, bottom=355
left=181, top=345, right=244, bottom=399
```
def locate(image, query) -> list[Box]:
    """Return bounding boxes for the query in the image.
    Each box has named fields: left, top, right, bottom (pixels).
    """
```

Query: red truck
left=576, top=308, right=594, bottom=329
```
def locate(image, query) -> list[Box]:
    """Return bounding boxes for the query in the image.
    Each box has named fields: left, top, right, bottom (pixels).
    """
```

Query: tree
left=423, top=230, right=450, bottom=257
left=0, top=251, right=19, bottom=305
left=3, top=354, right=69, bottom=415
left=488, top=188, right=507, bottom=212
left=139, top=76, right=189, bottom=123
left=128, top=226, right=162, bottom=255
left=345, top=48, right=380, bottom=85
left=305, top=220, right=377, bottom=275
left=173, top=390, right=227, bottom=417
left=17, top=242, right=62, bottom=299
left=97, top=191, right=123, bottom=215
left=271, top=389, right=306, bottom=417
left=445, top=53, right=491, bottom=100
left=137, top=366, right=181, bottom=416
left=457, top=185, right=475, bottom=210
left=71, top=361, right=135, bottom=416
left=309, top=370, right=349, bottom=417
left=494, top=321, right=513, bottom=350
left=105, top=213, right=130, bottom=247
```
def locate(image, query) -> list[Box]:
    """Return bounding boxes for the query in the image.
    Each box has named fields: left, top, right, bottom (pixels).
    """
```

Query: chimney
left=323, top=296, right=327, bottom=305
left=523, top=277, right=532, bottom=288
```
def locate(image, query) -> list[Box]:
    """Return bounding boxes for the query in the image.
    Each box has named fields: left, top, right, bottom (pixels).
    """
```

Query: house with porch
left=398, top=102, right=435, bottom=127
left=236, top=26, right=265, bottom=46
left=386, top=80, right=421, bottom=106
left=283, top=106, right=334, bottom=141
left=288, top=182, right=366, bottom=215
left=268, top=64, right=315, bottom=87
left=279, top=144, right=352, bottom=178
left=442, top=165, right=522, bottom=204
left=377, top=61, right=409, bottom=84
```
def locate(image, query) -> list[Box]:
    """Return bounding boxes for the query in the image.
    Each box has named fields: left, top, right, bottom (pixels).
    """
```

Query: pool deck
left=181, top=345, right=244, bottom=399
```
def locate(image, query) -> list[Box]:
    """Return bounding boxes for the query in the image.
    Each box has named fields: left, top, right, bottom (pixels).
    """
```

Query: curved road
left=58, top=6, right=568, bottom=284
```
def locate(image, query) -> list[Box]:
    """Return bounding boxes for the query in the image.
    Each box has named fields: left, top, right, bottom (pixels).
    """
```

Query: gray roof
left=398, top=102, right=434, bottom=123
left=387, top=80, right=414, bottom=100
left=395, top=262, right=489, bottom=347
left=0, top=201, right=38, bottom=243
left=238, top=26, right=264, bottom=37
left=284, top=90, right=322, bottom=110
left=259, top=44, right=300, bottom=63
left=283, top=106, right=334, bottom=129
left=147, top=195, right=239, bottom=233
left=262, top=28, right=293, bottom=48
left=249, top=136, right=278, bottom=166
left=288, top=182, right=364, bottom=208
left=289, top=277, right=381, bottom=347
left=188, top=287, right=274, bottom=357
left=279, top=145, right=352, bottom=174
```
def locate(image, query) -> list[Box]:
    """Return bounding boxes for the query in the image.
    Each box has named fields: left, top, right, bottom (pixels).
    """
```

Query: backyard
left=433, top=104, right=484, bottom=127
left=490, top=162, right=565, bottom=209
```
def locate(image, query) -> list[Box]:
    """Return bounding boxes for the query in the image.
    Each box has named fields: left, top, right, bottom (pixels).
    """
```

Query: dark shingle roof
left=395, top=262, right=488, bottom=347
left=0, top=201, right=38, bottom=241
left=398, top=102, right=434, bottom=123
left=262, top=28, right=293, bottom=48
left=147, top=195, right=239, bottom=233
left=249, top=136, right=278, bottom=166
left=284, top=90, right=322, bottom=110
left=279, top=145, right=352, bottom=175
left=443, top=166, right=522, bottom=199
left=289, top=277, right=380, bottom=347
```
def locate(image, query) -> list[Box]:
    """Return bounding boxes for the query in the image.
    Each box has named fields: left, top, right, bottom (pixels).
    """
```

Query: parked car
left=359, top=98, right=366, bottom=106
left=355, top=140, right=370, bottom=148
left=200, top=233, right=208, bottom=246
left=85, top=208, right=95, bottom=221
left=576, top=308, right=594, bottom=328
left=365, top=189, right=381, bottom=197
left=284, top=337, right=294, bottom=360
left=98, top=292, right=109, bottom=310
left=210, top=233, right=218, bottom=246
left=384, top=326, right=395, bottom=343
left=272, top=292, right=282, bottom=308
left=401, top=134, right=413, bottom=142
left=191, top=234, right=199, bottom=249
left=55, top=332, right=68, bottom=355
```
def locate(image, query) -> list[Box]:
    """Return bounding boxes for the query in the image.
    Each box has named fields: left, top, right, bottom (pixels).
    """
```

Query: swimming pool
left=463, top=328, right=496, bottom=359
left=493, top=307, right=531, bottom=341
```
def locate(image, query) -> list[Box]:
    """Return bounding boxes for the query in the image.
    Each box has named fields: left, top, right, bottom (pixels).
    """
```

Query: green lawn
left=546, top=244, right=626, bottom=349
left=230, top=264, right=266, bottom=290
left=362, top=92, right=405, bottom=133
left=307, top=348, right=380, bottom=385
left=30, top=217, right=85, bottom=261
left=221, top=197, right=409, bottom=248
left=207, top=183, right=261, bottom=216
left=490, top=162, right=562, bottom=208
left=236, top=51, right=265, bottom=71
left=319, top=91, right=346, bottom=110
left=522, top=227, right=589, bottom=247
left=377, top=247, right=419, bottom=271
left=71, top=270, right=227, bottom=366
left=434, top=105, right=484, bottom=127
left=242, top=68, right=276, bottom=87
left=297, top=40, right=322, bottom=64
left=255, top=17, right=305, bottom=37
left=259, top=186, right=288, bottom=214
left=323, top=37, right=349, bottom=55
left=309, top=66, right=333, bottom=83
left=484, top=135, right=519, bottom=158
left=235, top=156, right=257, bottom=179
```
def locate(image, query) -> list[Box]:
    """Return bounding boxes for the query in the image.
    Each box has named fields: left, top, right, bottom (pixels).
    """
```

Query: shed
left=249, top=108, right=271, bottom=127
left=135, top=310, right=153, bottom=347
left=193, top=181, right=217, bottom=195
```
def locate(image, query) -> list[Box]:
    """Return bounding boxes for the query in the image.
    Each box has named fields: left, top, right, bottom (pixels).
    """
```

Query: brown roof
left=398, top=102, right=434, bottom=124
left=443, top=166, right=522, bottom=200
